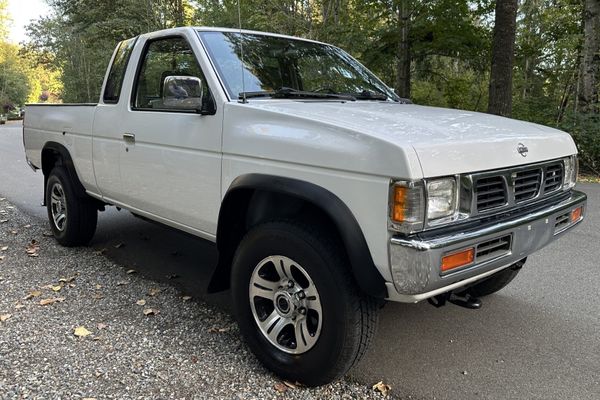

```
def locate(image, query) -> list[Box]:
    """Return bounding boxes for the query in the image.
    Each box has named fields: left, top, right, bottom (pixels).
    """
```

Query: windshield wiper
left=352, top=90, right=389, bottom=101
left=239, top=87, right=356, bottom=101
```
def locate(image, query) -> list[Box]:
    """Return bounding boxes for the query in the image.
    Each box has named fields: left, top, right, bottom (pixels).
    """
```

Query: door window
left=133, top=37, right=211, bottom=112
left=103, top=37, right=137, bottom=104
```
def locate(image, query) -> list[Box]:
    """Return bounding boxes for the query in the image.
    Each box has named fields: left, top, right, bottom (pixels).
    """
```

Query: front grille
left=475, top=235, right=512, bottom=262
left=544, top=163, right=563, bottom=193
left=514, top=168, right=542, bottom=202
left=471, top=159, right=565, bottom=215
left=475, top=176, right=507, bottom=211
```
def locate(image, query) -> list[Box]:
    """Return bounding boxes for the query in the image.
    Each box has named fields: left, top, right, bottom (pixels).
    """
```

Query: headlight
left=389, top=177, right=460, bottom=234
left=563, top=155, right=578, bottom=190
left=389, top=181, right=424, bottom=234
left=426, top=178, right=458, bottom=220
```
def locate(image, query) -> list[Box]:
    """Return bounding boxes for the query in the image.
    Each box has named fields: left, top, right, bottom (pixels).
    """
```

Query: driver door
left=118, top=35, right=222, bottom=236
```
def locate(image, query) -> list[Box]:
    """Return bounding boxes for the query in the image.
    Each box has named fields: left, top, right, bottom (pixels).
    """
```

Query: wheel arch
left=41, top=142, right=88, bottom=204
left=210, top=174, right=388, bottom=299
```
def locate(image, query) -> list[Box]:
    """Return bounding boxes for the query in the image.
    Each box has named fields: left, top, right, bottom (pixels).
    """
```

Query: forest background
left=2, top=0, right=599, bottom=173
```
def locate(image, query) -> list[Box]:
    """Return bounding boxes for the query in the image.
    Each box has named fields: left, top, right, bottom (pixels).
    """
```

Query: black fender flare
left=41, top=142, right=88, bottom=202
left=217, top=174, right=388, bottom=299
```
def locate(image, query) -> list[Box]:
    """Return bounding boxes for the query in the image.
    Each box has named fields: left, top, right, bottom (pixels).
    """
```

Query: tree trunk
left=487, top=0, right=518, bottom=117
left=580, top=0, right=600, bottom=112
left=395, top=0, right=411, bottom=99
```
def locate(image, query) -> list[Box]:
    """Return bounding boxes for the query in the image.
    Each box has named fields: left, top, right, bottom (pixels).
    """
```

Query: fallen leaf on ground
left=136, top=299, right=146, bottom=306
left=0, top=314, right=12, bottom=322
left=182, top=296, right=192, bottom=302
left=58, top=276, right=76, bottom=283
left=97, top=323, right=107, bottom=330
left=14, top=304, right=25, bottom=310
left=283, top=381, right=297, bottom=389
left=274, top=382, right=288, bottom=393
left=1, top=246, right=7, bottom=251
left=23, top=224, right=31, bottom=229
left=143, top=308, right=158, bottom=316
left=208, top=326, right=230, bottom=334
left=74, top=326, right=92, bottom=337
left=39, top=297, right=65, bottom=306
left=10, top=230, right=17, bottom=235
left=23, top=290, right=42, bottom=300
left=95, top=284, right=102, bottom=289
left=114, top=242, right=125, bottom=249
left=126, top=269, right=136, bottom=274
left=147, top=288, right=160, bottom=296
left=51, top=285, right=62, bottom=292
left=116, top=280, right=129, bottom=286
left=0, top=219, right=8, bottom=223
left=25, top=240, right=40, bottom=257
left=92, top=294, right=104, bottom=300
left=373, top=381, right=391, bottom=397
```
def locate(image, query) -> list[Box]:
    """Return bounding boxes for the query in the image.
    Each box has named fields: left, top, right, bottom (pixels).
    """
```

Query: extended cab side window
left=103, top=38, right=137, bottom=103
left=133, top=37, right=211, bottom=112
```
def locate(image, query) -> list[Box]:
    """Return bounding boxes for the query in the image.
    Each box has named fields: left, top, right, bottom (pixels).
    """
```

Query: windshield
left=198, top=31, right=400, bottom=101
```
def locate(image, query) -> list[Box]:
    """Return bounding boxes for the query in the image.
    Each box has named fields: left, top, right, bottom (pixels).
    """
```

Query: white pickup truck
left=23, top=27, right=587, bottom=385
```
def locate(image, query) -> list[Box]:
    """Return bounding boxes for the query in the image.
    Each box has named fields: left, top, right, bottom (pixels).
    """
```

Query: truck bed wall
left=23, top=104, right=98, bottom=194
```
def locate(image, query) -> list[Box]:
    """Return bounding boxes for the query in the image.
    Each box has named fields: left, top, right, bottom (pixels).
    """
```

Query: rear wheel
left=46, top=167, right=97, bottom=246
left=231, top=220, right=378, bottom=386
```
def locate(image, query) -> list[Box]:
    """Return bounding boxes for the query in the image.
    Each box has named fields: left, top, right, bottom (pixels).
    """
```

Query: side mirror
left=162, top=76, right=204, bottom=111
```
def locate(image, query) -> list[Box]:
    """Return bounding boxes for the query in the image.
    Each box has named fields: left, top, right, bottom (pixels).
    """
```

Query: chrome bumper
left=386, top=190, right=587, bottom=303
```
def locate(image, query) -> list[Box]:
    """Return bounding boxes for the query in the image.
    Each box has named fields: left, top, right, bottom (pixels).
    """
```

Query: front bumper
left=386, top=190, right=587, bottom=302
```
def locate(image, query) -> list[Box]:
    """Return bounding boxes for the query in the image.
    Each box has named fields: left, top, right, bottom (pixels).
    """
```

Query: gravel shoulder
left=0, top=197, right=392, bottom=400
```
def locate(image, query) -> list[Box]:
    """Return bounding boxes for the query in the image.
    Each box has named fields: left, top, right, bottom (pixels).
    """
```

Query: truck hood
left=242, top=101, right=577, bottom=177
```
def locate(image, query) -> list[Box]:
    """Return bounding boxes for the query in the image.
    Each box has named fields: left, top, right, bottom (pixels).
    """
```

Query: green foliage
left=24, top=0, right=193, bottom=102
left=559, top=112, right=600, bottom=174
left=0, top=42, right=31, bottom=109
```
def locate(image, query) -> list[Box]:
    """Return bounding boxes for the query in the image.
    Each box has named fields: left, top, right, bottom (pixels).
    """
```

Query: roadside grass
left=578, top=174, right=600, bottom=184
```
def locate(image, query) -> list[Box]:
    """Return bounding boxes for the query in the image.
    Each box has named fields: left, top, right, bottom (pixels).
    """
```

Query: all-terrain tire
left=231, top=220, right=378, bottom=386
left=46, top=167, right=97, bottom=246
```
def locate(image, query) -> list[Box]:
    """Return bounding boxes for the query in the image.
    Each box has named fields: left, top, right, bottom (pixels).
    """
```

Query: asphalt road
left=2, top=121, right=598, bottom=399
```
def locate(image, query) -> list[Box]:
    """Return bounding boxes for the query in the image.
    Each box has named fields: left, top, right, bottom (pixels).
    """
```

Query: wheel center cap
left=275, top=292, right=294, bottom=316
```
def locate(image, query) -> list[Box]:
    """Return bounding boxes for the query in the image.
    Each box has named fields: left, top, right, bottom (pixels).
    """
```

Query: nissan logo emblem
left=517, top=143, right=528, bottom=157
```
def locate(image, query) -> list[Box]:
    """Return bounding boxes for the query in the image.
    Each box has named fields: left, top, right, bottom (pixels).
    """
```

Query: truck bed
left=24, top=103, right=98, bottom=192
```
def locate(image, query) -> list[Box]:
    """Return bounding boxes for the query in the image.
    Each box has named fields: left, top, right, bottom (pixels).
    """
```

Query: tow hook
left=427, top=292, right=482, bottom=310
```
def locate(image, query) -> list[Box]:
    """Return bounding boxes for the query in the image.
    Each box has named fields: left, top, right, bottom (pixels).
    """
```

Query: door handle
left=123, top=133, right=135, bottom=143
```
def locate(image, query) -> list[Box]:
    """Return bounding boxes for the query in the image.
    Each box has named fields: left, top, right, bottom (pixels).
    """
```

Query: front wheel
left=231, top=221, right=378, bottom=386
left=46, top=167, right=98, bottom=246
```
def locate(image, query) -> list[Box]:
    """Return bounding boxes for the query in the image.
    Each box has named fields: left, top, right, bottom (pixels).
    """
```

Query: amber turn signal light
left=392, top=186, right=408, bottom=222
left=441, top=248, right=475, bottom=272
left=570, top=206, right=582, bottom=222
